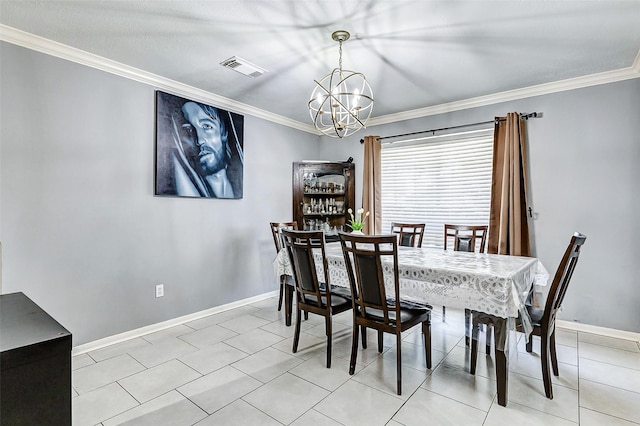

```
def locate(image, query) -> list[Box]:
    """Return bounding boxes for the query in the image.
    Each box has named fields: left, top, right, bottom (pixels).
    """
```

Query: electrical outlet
left=155, top=284, right=164, bottom=298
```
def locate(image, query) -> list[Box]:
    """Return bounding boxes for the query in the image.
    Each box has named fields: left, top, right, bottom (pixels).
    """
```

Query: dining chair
left=339, top=232, right=432, bottom=395
left=443, top=224, right=489, bottom=333
left=281, top=229, right=352, bottom=368
left=391, top=222, right=425, bottom=248
left=470, top=232, right=587, bottom=399
left=444, top=224, right=488, bottom=253
left=269, top=221, right=297, bottom=311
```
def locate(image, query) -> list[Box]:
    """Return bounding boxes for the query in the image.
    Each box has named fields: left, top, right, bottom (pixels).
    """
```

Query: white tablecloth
left=273, top=242, right=548, bottom=328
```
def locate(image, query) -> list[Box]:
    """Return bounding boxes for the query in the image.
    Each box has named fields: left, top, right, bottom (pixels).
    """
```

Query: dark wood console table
left=1, top=292, right=72, bottom=425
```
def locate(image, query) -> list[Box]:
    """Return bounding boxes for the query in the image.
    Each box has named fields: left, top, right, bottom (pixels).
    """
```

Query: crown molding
left=2, top=24, right=638, bottom=133
left=0, top=25, right=317, bottom=134
left=368, top=62, right=640, bottom=127
left=633, top=48, right=640, bottom=74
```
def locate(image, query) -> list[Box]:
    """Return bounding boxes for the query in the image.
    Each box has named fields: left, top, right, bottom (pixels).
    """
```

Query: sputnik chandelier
left=308, top=30, right=374, bottom=138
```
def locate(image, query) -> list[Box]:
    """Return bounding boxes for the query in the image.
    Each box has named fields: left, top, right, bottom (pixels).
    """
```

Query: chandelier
left=308, top=30, right=374, bottom=138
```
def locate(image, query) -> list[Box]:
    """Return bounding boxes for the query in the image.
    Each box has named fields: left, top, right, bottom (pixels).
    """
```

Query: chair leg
left=485, top=324, right=492, bottom=355
left=292, top=307, right=302, bottom=353
left=325, top=315, right=332, bottom=368
left=378, top=330, right=384, bottom=353
left=277, top=277, right=284, bottom=311
left=550, top=328, right=559, bottom=376
left=304, top=311, right=309, bottom=320
left=396, top=333, right=403, bottom=395
left=349, top=322, right=360, bottom=375
left=361, top=326, right=368, bottom=349
left=442, top=305, right=446, bottom=322
left=284, top=285, right=294, bottom=327
left=422, top=319, right=432, bottom=369
left=540, top=332, right=554, bottom=399
left=470, top=321, right=480, bottom=375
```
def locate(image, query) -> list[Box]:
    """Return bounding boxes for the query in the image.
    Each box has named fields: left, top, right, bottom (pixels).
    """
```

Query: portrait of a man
left=155, top=91, right=244, bottom=198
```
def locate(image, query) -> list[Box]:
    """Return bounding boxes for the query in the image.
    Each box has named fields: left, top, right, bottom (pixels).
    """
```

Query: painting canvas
left=155, top=91, right=244, bottom=198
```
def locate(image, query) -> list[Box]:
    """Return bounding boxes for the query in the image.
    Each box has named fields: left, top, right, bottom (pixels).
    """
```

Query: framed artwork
left=155, top=91, right=244, bottom=198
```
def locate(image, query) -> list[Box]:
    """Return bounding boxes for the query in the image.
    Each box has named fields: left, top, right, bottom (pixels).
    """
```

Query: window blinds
left=381, top=129, right=494, bottom=248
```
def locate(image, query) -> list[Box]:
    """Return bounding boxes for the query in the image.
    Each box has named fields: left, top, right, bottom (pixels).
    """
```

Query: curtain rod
left=359, top=112, right=541, bottom=143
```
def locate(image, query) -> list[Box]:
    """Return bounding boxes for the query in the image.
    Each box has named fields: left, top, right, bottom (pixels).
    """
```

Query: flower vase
left=351, top=230, right=364, bottom=235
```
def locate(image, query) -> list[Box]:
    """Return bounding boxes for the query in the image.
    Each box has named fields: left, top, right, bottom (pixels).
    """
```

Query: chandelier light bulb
left=353, top=88, right=360, bottom=109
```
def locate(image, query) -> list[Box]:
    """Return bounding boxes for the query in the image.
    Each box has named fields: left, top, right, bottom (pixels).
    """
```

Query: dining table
left=273, top=240, right=549, bottom=407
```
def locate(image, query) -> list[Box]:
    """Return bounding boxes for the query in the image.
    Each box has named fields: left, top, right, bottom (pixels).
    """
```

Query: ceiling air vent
left=220, top=56, right=267, bottom=78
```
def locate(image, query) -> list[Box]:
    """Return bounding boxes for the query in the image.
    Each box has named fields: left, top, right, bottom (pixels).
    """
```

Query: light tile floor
left=72, top=297, right=640, bottom=425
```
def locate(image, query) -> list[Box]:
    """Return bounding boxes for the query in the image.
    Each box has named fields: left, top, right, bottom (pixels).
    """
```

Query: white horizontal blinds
left=381, top=129, right=494, bottom=249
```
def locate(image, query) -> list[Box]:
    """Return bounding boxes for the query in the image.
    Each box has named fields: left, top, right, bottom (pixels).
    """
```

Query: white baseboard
left=556, top=320, right=640, bottom=342
left=73, top=295, right=638, bottom=356
left=72, top=291, right=279, bottom=356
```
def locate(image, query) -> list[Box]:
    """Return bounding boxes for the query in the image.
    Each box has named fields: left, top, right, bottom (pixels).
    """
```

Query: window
left=381, top=129, right=494, bottom=248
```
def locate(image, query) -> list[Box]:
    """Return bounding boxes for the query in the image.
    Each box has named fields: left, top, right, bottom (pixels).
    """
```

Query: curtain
left=362, top=135, right=382, bottom=235
left=488, top=113, right=531, bottom=256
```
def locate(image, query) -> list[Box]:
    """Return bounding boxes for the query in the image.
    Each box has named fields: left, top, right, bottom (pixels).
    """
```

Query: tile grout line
left=73, top=301, right=638, bottom=425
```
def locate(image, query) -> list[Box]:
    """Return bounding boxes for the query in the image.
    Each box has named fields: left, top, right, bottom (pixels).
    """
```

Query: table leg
left=495, top=345, right=508, bottom=406
left=493, top=317, right=509, bottom=407
left=464, top=308, right=471, bottom=346
left=470, top=312, right=510, bottom=406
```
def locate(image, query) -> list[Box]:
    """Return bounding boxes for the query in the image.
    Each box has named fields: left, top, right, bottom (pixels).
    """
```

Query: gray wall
left=320, top=78, right=640, bottom=333
left=2, top=41, right=638, bottom=346
left=0, top=42, right=320, bottom=345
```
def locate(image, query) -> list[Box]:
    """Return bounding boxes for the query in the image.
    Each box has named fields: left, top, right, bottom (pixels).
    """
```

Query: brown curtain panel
left=488, top=113, right=531, bottom=256
left=362, top=135, right=382, bottom=235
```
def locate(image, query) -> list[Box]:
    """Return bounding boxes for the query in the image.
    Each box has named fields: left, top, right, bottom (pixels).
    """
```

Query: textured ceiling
left=1, top=0, right=639, bottom=127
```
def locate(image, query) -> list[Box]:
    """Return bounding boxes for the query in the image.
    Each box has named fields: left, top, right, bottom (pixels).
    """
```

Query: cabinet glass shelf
left=303, top=192, right=346, bottom=196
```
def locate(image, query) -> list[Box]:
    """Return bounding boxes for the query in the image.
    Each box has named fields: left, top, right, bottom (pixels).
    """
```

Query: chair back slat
left=444, top=224, right=488, bottom=253
left=456, top=236, right=473, bottom=252
left=292, top=246, right=316, bottom=292
left=270, top=221, right=297, bottom=253
left=544, top=233, right=587, bottom=324
left=282, top=230, right=329, bottom=305
left=339, top=233, right=399, bottom=325
left=391, top=223, right=425, bottom=248
left=355, top=253, right=384, bottom=306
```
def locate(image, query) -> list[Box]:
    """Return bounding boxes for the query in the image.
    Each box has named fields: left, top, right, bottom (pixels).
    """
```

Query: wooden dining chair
left=444, top=224, right=488, bottom=253
left=338, top=232, right=432, bottom=395
left=391, top=222, right=425, bottom=248
left=281, top=229, right=352, bottom=368
left=470, top=232, right=587, bottom=400
left=269, top=221, right=297, bottom=311
left=443, top=224, right=489, bottom=332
